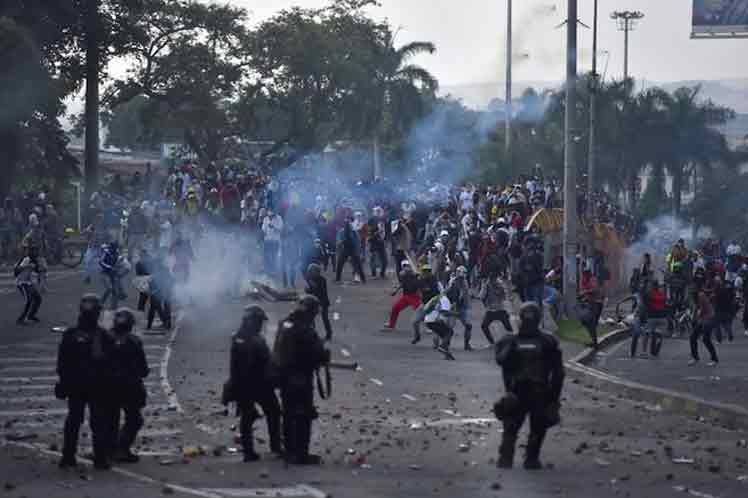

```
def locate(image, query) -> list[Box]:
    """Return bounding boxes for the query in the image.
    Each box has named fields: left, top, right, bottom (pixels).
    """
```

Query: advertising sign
left=692, top=0, right=748, bottom=37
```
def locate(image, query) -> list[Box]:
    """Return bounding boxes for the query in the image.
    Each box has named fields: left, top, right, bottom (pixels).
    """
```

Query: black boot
left=524, top=430, right=546, bottom=471
left=288, top=418, right=321, bottom=465
left=242, top=427, right=260, bottom=462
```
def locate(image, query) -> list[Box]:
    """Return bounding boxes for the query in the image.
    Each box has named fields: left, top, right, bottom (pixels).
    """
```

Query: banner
left=692, top=0, right=748, bottom=37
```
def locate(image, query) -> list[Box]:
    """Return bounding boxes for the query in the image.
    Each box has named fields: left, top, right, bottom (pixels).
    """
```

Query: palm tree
left=371, top=37, right=438, bottom=178
left=660, top=87, right=734, bottom=216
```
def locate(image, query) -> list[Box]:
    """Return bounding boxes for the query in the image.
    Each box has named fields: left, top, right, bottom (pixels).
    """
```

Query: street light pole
left=587, top=0, right=598, bottom=217
left=505, top=0, right=513, bottom=158
left=563, top=0, right=579, bottom=313
left=84, top=0, right=100, bottom=197
left=611, top=10, right=645, bottom=82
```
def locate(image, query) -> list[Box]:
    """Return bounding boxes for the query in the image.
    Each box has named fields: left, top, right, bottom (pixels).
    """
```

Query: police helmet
left=113, top=307, right=136, bottom=332
left=518, top=302, right=542, bottom=329
left=296, top=294, right=321, bottom=316
left=243, top=305, right=268, bottom=322
left=80, top=293, right=102, bottom=313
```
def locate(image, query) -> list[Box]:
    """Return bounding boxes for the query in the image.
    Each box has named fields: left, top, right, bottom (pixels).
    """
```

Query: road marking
left=369, top=378, right=384, bottom=386
left=0, top=403, right=174, bottom=418
left=0, top=355, right=162, bottom=364
left=0, top=366, right=56, bottom=374
left=0, top=394, right=61, bottom=404
left=8, top=440, right=225, bottom=498
left=0, top=381, right=159, bottom=392
left=160, top=314, right=183, bottom=413
left=202, top=486, right=327, bottom=498
left=0, top=376, right=57, bottom=383
left=401, top=394, right=417, bottom=401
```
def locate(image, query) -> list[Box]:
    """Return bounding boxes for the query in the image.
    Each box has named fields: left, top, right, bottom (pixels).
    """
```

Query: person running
left=384, top=261, right=421, bottom=331
left=15, top=253, right=42, bottom=325
left=479, top=275, right=512, bottom=345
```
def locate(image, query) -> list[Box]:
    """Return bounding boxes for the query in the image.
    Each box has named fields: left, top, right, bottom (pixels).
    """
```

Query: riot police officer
left=110, top=308, right=149, bottom=463
left=55, top=294, right=115, bottom=470
left=494, top=302, right=565, bottom=470
left=273, top=295, right=330, bottom=465
left=229, top=305, right=282, bottom=461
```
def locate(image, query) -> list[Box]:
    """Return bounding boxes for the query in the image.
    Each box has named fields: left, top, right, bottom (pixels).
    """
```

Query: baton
left=328, top=361, right=359, bottom=371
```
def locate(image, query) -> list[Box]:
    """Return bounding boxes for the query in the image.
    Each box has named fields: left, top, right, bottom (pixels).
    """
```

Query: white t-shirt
left=460, top=191, right=473, bottom=212
left=262, top=215, right=283, bottom=242
left=425, top=296, right=451, bottom=324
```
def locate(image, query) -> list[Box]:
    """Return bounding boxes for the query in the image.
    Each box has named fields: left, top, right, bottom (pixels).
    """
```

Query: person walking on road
left=689, top=285, right=719, bottom=366
left=227, top=305, right=282, bottom=461
left=494, top=302, right=565, bottom=470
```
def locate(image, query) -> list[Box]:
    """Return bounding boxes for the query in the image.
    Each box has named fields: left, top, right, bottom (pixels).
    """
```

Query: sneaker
left=381, top=324, right=394, bottom=331
left=497, top=458, right=513, bottom=469
left=27, top=316, right=40, bottom=323
left=688, top=359, right=699, bottom=366
left=58, top=456, right=77, bottom=469
left=744, top=330, right=748, bottom=337
left=16, top=319, right=26, bottom=326
left=464, top=342, right=473, bottom=351
left=437, top=346, right=456, bottom=360
left=113, top=450, right=140, bottom=463
left=707, top=360, right=719, bottom=367
left=243, top=452, right=260, bottom=462
left=411, top=334, right=421, bottom=345
left=524, top=460, right=543, bottom=470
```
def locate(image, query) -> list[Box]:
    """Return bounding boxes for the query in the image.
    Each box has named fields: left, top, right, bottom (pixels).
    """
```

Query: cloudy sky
left=234, top=0, right=748, bottom=86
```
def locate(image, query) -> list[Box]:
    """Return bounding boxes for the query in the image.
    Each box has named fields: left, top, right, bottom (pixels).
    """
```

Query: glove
left=54, top=382, right=67, bottom=400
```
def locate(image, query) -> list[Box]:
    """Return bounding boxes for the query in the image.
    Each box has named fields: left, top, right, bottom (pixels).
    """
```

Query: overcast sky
left=234, top=0, right=748, bottom=86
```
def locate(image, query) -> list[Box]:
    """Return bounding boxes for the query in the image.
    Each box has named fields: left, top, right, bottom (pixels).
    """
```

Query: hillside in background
left=442, top=78, right=748, bottom=113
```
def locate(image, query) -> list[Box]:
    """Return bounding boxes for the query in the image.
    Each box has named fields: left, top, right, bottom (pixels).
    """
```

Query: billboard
left=692, top=0, right=748, bottom=37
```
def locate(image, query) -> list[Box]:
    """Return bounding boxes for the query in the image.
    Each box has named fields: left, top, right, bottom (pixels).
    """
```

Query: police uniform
left=110, top=309, right=149, bottom=463
left=56, top=294, right=116, bottom=469
left=230, top=306, right=282, bottom=461
left=494, top=302, right=565, bottom=469
left=272, top=297, right=330, bottom=465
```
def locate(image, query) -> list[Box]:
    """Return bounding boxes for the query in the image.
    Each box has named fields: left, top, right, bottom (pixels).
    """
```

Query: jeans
left=264, top=241, right=279, bottom=275
left=17, top=283, right=42, bottom=322
left=525, top=283, right=545, bottom=310
left=369, top=243, right=388, bottom=277
left=714, top=312, right=734, bottom=343
left=481, top=309, right=513, bottom=344
left=690, top=319, right=719, bottom=362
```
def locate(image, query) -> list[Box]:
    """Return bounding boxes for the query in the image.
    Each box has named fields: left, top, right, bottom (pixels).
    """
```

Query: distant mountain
left=441, top=78, right=748, bottom=113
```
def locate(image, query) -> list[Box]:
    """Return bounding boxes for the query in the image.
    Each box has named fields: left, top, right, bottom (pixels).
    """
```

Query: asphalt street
left=589, top=325, right=748, bottom=409
left=1, top=269, right=748, bottom=498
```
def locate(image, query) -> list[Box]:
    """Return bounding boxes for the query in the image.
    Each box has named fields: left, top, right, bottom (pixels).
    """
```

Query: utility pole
left=611, top=10, right=644, bottom=81
left=84, top=0, right=100, bottom=199
left=587, top=0, right=598, bottom=218
left=505, top=0, right=513, bottom=158
left=563, top=0, right=579, bottom=313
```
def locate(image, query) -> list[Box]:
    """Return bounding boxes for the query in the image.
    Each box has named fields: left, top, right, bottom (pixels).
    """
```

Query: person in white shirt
left=459, top=187, right=473, bottom=213
left=262, top=210, right=283, bottom=275
left=423, top=293, right=456, bottom=360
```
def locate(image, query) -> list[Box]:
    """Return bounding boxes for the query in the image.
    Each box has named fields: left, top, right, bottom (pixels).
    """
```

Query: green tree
left=107, top=0, right=255, bottom=165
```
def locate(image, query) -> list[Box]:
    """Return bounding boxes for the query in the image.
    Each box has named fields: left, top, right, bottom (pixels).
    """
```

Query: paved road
left=589, top=325, right=748, bottom=409
left=1, top=270, right=748, bottom=498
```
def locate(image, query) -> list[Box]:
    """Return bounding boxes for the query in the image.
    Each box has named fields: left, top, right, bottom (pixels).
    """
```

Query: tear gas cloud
left=624, top=215, right=712, bottom=279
